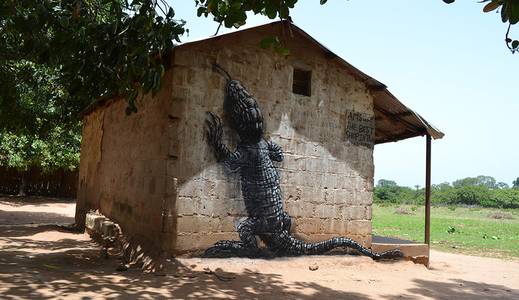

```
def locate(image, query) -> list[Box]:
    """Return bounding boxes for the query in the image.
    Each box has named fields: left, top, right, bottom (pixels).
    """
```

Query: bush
left=489, top=189, right=519, bottom=209
left=374, top=177, right=519, bottom=209
left=451, top=186, right=492, bottom=206
left=374, top=180, right=422, bottom=205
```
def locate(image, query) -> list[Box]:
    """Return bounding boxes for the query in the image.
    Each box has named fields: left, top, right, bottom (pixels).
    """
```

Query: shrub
left=374, top=177, right=519, bottom=209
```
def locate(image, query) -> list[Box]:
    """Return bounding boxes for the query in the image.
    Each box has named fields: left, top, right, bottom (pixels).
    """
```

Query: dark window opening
left=292, top=69, right=311, bottom=96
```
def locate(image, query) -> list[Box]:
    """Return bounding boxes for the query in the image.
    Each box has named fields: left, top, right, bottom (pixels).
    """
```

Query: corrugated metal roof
left=179, top=20, right=444, bottom=144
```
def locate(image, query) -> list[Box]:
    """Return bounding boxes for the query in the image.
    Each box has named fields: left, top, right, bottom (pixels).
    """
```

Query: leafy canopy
left=513, top=177, right=519, bottom=189
left=443, top=0, right=519, bottom=52
left=1, top=0, right=186, bottom=172
left=0, top=125, right=81, bottom=172
left=1, top=0, right=517, bottom=125
left=0, top=60, right=81, bottom=172
left=1, top=0, right=186, bottom=119
left=1, top=0, right=517, bottom=173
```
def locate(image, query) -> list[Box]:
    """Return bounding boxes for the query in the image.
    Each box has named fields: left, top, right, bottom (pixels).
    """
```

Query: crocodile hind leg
left=203, top=240, right=251, bottom=258
left=204, top=218, right=262, bottom=257
left=237, top=217, right=259, bottom=248
left=281, top=212, right=291, bottom=232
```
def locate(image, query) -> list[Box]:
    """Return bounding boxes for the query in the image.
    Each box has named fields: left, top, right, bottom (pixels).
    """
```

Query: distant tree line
left=374, top=176, right=519, bottom=209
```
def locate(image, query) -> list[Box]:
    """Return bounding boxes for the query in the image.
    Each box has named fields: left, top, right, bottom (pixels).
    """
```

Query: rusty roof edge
left=411, top=111, right=445, bottom=140
left=377, top=89, right=444, bottom=140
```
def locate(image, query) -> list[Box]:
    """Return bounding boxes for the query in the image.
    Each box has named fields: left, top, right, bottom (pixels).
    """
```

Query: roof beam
left=392, top=111, right=413, bottom=117
left=374, top=126, right=394, bottom=138
left=375, top=131, right=427, bottom=145
left=374, top=106, right=424, bottom=133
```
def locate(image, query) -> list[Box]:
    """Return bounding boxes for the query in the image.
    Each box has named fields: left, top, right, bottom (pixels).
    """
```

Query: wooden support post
left=424, top=134, right=432, bottom=247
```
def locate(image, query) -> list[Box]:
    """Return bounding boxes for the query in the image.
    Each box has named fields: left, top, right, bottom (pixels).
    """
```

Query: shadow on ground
left=0, top=195, right=75, bottom=206
left=0, top=210, right=74, bottom=225
left=2, top=223, right=518, bottom=299
left=0, top=224, right=74, bottom=238
left=0, top=224, right=370, bottom=299
left=0, top=203, right=372, bottom=299
left=384, top=279, right=518, bottom=300
left=1, top=199, right=518, bottom=299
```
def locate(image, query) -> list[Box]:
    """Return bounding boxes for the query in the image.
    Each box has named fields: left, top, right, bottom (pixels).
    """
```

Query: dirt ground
left=0, top=196, right=518, bottom=299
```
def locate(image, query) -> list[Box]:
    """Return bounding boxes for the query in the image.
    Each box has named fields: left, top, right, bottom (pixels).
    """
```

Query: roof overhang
left=371, top=88, right=444, bottom=144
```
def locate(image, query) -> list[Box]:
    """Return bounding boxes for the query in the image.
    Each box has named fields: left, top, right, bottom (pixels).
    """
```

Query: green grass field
left=372, top=204, right=519, bottom=259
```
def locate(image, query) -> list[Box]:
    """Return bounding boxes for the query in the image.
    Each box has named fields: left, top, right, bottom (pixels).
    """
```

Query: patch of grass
left=372, top=204, right=519, bottom=259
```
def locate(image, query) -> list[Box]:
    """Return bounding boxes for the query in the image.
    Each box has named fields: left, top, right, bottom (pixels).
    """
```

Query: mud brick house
left=75, top=21, right=443, bottom=258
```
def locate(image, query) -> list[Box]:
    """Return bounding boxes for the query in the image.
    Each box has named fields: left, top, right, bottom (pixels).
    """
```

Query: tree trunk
left=18, top=173, right=27, bottom=197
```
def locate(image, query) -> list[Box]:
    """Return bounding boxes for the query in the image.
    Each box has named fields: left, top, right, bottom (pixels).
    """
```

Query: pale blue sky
left=171, top=1, right=518, bottom=187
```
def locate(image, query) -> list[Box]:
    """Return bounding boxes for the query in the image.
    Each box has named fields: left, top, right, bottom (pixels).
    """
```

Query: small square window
left=292, top=68, right=311, bottom=96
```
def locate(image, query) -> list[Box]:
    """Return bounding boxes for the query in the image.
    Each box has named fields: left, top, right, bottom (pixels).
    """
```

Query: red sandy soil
left=0, top=196, right=518, bottom=299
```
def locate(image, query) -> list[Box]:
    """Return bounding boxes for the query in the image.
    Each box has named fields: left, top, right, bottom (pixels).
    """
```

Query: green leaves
left=260, top=35, right=290, bottom=56
left=447, top=226, right=456, bottom=234
left=443, top=0, right=518, bottom=23
left=260, top=35, right=279, bottom=49
left=0, top=1, right=189, bottom=171
left=195, top=0, right=300, bottom=30
left=375, top=176, right=519, bottom=209
left=1, top=0, right=187, bottom=117
left=483, top=1, right=500, bottom=13
left=2, top=0, right=518, bottom=151
left=442, top=0, right=518, bottom=53
left=513, top=177, right=519, bottom=189
left=0, top=125, right=81, bottom=172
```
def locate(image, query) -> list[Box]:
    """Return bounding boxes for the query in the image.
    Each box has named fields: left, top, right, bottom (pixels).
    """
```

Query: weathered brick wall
left=76, top=81, right=172, bottom=252
left=167, top=24, right=375, bottom=253
left=78, top=23, right=376, bottom=255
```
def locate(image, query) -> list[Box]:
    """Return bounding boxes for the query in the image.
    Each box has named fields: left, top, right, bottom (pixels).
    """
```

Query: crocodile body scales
left=205, top=74, right=402, bottom=260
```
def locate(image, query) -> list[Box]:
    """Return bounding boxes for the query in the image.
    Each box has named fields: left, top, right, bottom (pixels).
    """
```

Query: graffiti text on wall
left=346, top=112, right=374, bottom=148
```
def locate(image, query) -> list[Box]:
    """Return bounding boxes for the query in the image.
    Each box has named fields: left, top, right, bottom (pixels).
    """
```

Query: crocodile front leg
left=206, top=112, right=242, bottom=170
left=267, top=140, right=284, bottom=162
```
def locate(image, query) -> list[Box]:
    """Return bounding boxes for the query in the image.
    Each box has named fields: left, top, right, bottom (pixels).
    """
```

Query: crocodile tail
left=269, top=231, right=403, bottom=260
left=213, top=63, right=232, bottom=82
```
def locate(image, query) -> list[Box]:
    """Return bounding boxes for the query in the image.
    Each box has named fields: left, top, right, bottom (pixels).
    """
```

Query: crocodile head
left=224, top=80, right=264, bottom=143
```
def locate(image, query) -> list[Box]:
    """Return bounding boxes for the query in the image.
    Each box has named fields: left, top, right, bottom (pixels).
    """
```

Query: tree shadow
left=1, top=260, right=374, bottom=299
left=0, top=195, right=75, bottom=206
left=0, top=210, right=74, bottom=225
left=0, top=264, right=374, bottom=299
left=383, top=278, right=519, bottom=300
left=0, top=224, right=75, bottom=238
left=0, top=221, right=374, bottom=299
left=2, top=220, right=518, bottom=299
